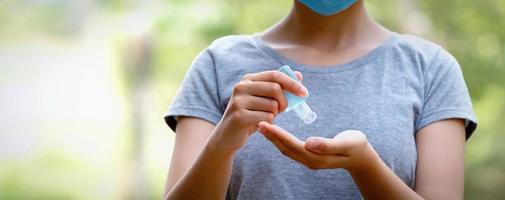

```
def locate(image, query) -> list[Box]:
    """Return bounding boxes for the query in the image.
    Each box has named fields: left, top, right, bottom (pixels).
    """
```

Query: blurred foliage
left=417, top=1, right=505, bottom=199
left=421, top=0, right=505, bottom=99
left=0, top=0, right=504, bottom=199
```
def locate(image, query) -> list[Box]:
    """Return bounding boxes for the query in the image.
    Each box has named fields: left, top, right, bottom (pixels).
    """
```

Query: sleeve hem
left=415, top=109, right=478, bottom=140
left=164, top=106, right=223, bottom=133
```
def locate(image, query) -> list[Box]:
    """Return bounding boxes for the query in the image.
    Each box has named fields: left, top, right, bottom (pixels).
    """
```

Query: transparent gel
left=278, top=65, right=317, bottom=124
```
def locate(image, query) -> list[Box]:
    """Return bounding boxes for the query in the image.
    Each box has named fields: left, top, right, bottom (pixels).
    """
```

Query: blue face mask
left=299, top=0, right=358, bottom=16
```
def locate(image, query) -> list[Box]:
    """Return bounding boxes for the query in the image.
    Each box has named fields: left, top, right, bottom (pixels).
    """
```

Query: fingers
left=258, top=122, right=304, bottom=147
left=245, top=110, right=275, bottom=124
left=242, top=95, right=280, bottom=115
left=305, top=130, right=369, bottom=155
left=258, top=122, right=348, bottom=169
left=304, top=130, right=369, bottom=155
left=305, top=137, right=351, bottom=156
left=258, top=124, right=312, bottom=166
left=243, top=71, right=307, bottom=97
left=234, top=70, right=305, bottom=114
left=295, top=71, right=303, bottom=81
left=240, top=81, right=288, bottom=112
left=258, top=122, right=310, bottom=159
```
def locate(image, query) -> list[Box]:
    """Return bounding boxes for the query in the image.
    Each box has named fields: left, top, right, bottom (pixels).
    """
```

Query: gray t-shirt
left=165, top=33, right=477, bottom=200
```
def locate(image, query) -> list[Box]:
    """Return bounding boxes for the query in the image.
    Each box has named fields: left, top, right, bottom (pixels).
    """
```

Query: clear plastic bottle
left=278, top=65, right=317, bottom=124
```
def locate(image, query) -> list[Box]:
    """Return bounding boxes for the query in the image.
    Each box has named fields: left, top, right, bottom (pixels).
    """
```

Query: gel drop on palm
left=278, top=65, right=317, bottom=124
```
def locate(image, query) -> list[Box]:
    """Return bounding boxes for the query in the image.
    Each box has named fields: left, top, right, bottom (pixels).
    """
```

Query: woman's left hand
left=257, top=121, right=380, bottom=172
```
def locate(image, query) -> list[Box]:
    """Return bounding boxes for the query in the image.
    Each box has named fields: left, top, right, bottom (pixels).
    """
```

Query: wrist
left=209, top=125, right=240, bottom=150
left=207, top=121, right=244, bottom=155
left=205, top=133, right=238, bottom=157
left=347, top=143, right=381, bottom=175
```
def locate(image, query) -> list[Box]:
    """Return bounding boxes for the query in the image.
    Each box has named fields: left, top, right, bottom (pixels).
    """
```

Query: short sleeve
left=164, top=49, right=224, bottom=132
left=415, top=48, right=477, bottom=139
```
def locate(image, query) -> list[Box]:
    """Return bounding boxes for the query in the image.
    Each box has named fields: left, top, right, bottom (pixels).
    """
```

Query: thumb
left=305, top=136, right=350, bottom=155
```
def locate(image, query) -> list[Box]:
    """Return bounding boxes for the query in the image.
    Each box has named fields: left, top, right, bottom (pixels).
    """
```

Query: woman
left=163, top=0, right=477, bottom=199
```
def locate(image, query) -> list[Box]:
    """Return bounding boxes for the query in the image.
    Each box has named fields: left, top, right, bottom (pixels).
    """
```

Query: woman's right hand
left=210, top=70, right=308, bottom=152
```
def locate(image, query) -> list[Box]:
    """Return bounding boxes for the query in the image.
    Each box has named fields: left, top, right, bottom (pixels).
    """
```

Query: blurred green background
left=0, top=0, right=504, bottom=199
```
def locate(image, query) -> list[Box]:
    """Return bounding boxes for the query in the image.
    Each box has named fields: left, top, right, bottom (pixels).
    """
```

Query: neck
left=263, top=0, right=388, bottom=51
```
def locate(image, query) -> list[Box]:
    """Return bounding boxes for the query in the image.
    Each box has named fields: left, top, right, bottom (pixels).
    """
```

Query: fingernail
left=258, top=125, right=265, bottom=133
left=307, top=139, right=318, bottom=149
left=299, top=85, right=308, bottom=96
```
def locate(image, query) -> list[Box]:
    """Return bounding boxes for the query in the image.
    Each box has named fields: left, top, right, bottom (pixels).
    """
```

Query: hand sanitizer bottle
left=278, top=65, right=317, bottom=124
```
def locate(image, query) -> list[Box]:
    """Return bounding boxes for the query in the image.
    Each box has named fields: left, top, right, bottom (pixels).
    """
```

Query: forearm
left=348, top=145, right=424, bottom=200
left=164, top=134, right=235, bottom=200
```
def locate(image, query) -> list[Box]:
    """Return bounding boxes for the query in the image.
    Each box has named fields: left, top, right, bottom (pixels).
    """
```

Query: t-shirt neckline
left=251, top=32, right=400, bottom=73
